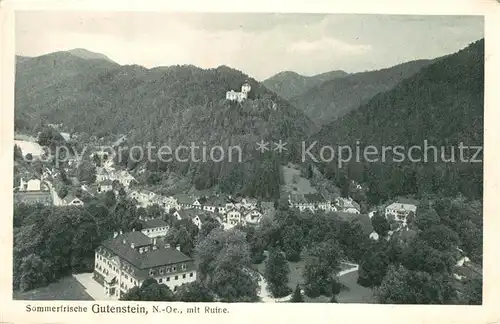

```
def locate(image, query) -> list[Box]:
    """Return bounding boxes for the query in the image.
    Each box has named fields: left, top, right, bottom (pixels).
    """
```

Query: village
left=13, top=128, right=443, bottom=302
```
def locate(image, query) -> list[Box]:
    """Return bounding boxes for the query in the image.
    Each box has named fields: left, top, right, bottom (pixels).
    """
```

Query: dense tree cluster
left=264, top=248, right=291, bottom=298
left=314, top=40, right=484, bottom=205
left=194, top=228, right=259, bottom=302
left=357, top=196, right=482, bottom=305
left=13, top=197, right=145, bottom=292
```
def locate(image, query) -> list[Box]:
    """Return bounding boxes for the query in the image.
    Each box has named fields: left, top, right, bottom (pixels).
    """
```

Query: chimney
left=176, top=245, right=181, bottom=251
left=113, top=232, right=119, bottom=238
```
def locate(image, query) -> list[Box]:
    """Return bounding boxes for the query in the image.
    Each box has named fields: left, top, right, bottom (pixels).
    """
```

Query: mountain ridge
left=262, top=69, right=348, bottom=99
left=291, top=58, right=435, bottom=126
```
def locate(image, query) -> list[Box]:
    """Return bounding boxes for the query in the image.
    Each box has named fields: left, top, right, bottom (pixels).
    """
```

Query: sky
left=15, top=12, right=484, bottom=80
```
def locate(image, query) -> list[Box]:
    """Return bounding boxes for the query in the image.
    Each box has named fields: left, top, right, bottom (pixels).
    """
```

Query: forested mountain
left=15, top=52, right=314, bottom=199
left=65, top=48, right=115, bottom=63
left=262, top=70, right=348, bottom=99
left=291, top=59, right=434, bottom=125
left=311, top=39, right=484, bottom=203
left=15, top=56, right=32, bottom=64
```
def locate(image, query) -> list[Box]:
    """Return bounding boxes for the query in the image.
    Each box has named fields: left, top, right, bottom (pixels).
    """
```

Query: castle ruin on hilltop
left=226, top=82, right=251, bottom=103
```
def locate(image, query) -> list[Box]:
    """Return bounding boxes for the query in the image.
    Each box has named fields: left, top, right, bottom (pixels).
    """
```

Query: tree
left=265, top=248, right=291, bottom=298
left=199, top=217, right=221, bottom=238
left=303, top=239, right=343, bottom=298
left=18, top=254, right=49, bottom=292
left=14, top=145, right=23, bottom=161
left=402, top=238, right=456, bottom=274
left=415, top=206, right=440, bottom=231
left=460, top=277, right=482, bottom=305
left=77, top=161, right=96, bottom=183
left=282, top=223, right=303, bottom=262
left=57, top=185, right=68, bottom=199
left=102, top=190, right=117, bottom=208
left=290, top=284, right=304, bottom=302
left=175, top=281, right=215, bottom=302
left=120, top=278, right=175, bottom=301
left=371, top=211, right=390, bottom=237
left=358, top=248, right=390, bottom=287
left=195, top=228, right=259, bottom=302
left=376, top=265, right=457, bottom=304
left=419, top=225, right=460, bottom=252
left=25, top=153, right=33, bottom=162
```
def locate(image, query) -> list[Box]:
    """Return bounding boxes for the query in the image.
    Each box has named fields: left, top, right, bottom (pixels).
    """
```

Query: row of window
left=143, top=227, right=168, bottom=233
left=157, top=272, right=194, bottom=283
left=149, top=263, right=188, bottom=276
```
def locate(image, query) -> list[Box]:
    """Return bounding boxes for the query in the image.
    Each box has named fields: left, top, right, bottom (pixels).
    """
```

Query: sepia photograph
left=10, top=10, right=484, bottom=306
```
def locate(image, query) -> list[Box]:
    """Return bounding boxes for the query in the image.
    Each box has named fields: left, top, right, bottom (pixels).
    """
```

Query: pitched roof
left=62, top=192, right=82, bottom=204
left=14, top=191, right=52, bottom=204
left=395, top=197, right=420, bottom=205
left=140, top=218, right=168, bottom=229
left=203, top=196, right=228, bottom=206
left=175, top=209, right=201, bottom=220
left=304, top=193, right=325, bottom=203
left=101, top=231, right=192, bottom=270
left=289, top=194, right=307, bottom=204
left=174, top=194, right=195, bottom=205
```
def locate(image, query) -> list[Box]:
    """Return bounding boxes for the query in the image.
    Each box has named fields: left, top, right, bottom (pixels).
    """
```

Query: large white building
left=93, top=231, right=196, bottom=299
left=385, top=201, right=418, bottom=223
left=226, top=82, right=251, bottom=103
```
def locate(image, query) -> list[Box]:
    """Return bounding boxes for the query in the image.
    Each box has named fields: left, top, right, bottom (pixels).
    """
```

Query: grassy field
left=281, top=165, right=317, bottom=195
left=13, top=276, right=94, bottom=301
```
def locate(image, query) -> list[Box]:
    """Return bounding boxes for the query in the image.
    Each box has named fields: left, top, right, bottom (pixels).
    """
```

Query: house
left=14, top=178, right=52, bottom=205
left=192, top=198, right=202, bottom=209
left=304, top=193, right=336, bottom=212
left=98, top=179, right=114, bottom=193
left=62, top=193, right=84, bottom=207
left=385, top=199, right=418, bottom=223
left=113, top=170, right=136, bottom=188
left=139, top=218, right=169, bottom=238
left=288, top=193, right=335, bottom=213
left=245, top=209, right=263, bottom=226
left=288, top=194, right=315, bottom=212
left=93, top=231, right=196, bottom=298
left=96, top=167, right=110, bottom=182
left=173, top=194, right=197, bottom=209
left=132, top=190, right=158, bottom=208
left=226, top=208, right=243, bottom=226
left=173, top=209, right=207, bottom=229
left=18, top=178, right=48, bottom=192
left=96, top=168, right=136, bottom=188
left=337, top=197, right=361, bottom=214
left=129, top=191, right=140, bottom=200
left=202, top=196, right=228, bottom=214
left=159, top=196, right=178, bottom=213
left=14, top=190, right=52, bottom=205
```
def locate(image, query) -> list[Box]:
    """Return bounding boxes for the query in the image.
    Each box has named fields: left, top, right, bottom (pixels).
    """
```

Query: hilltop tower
left=226, top=82, right=252, bottom=103
left=241, top=82, right=251, bottom=94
